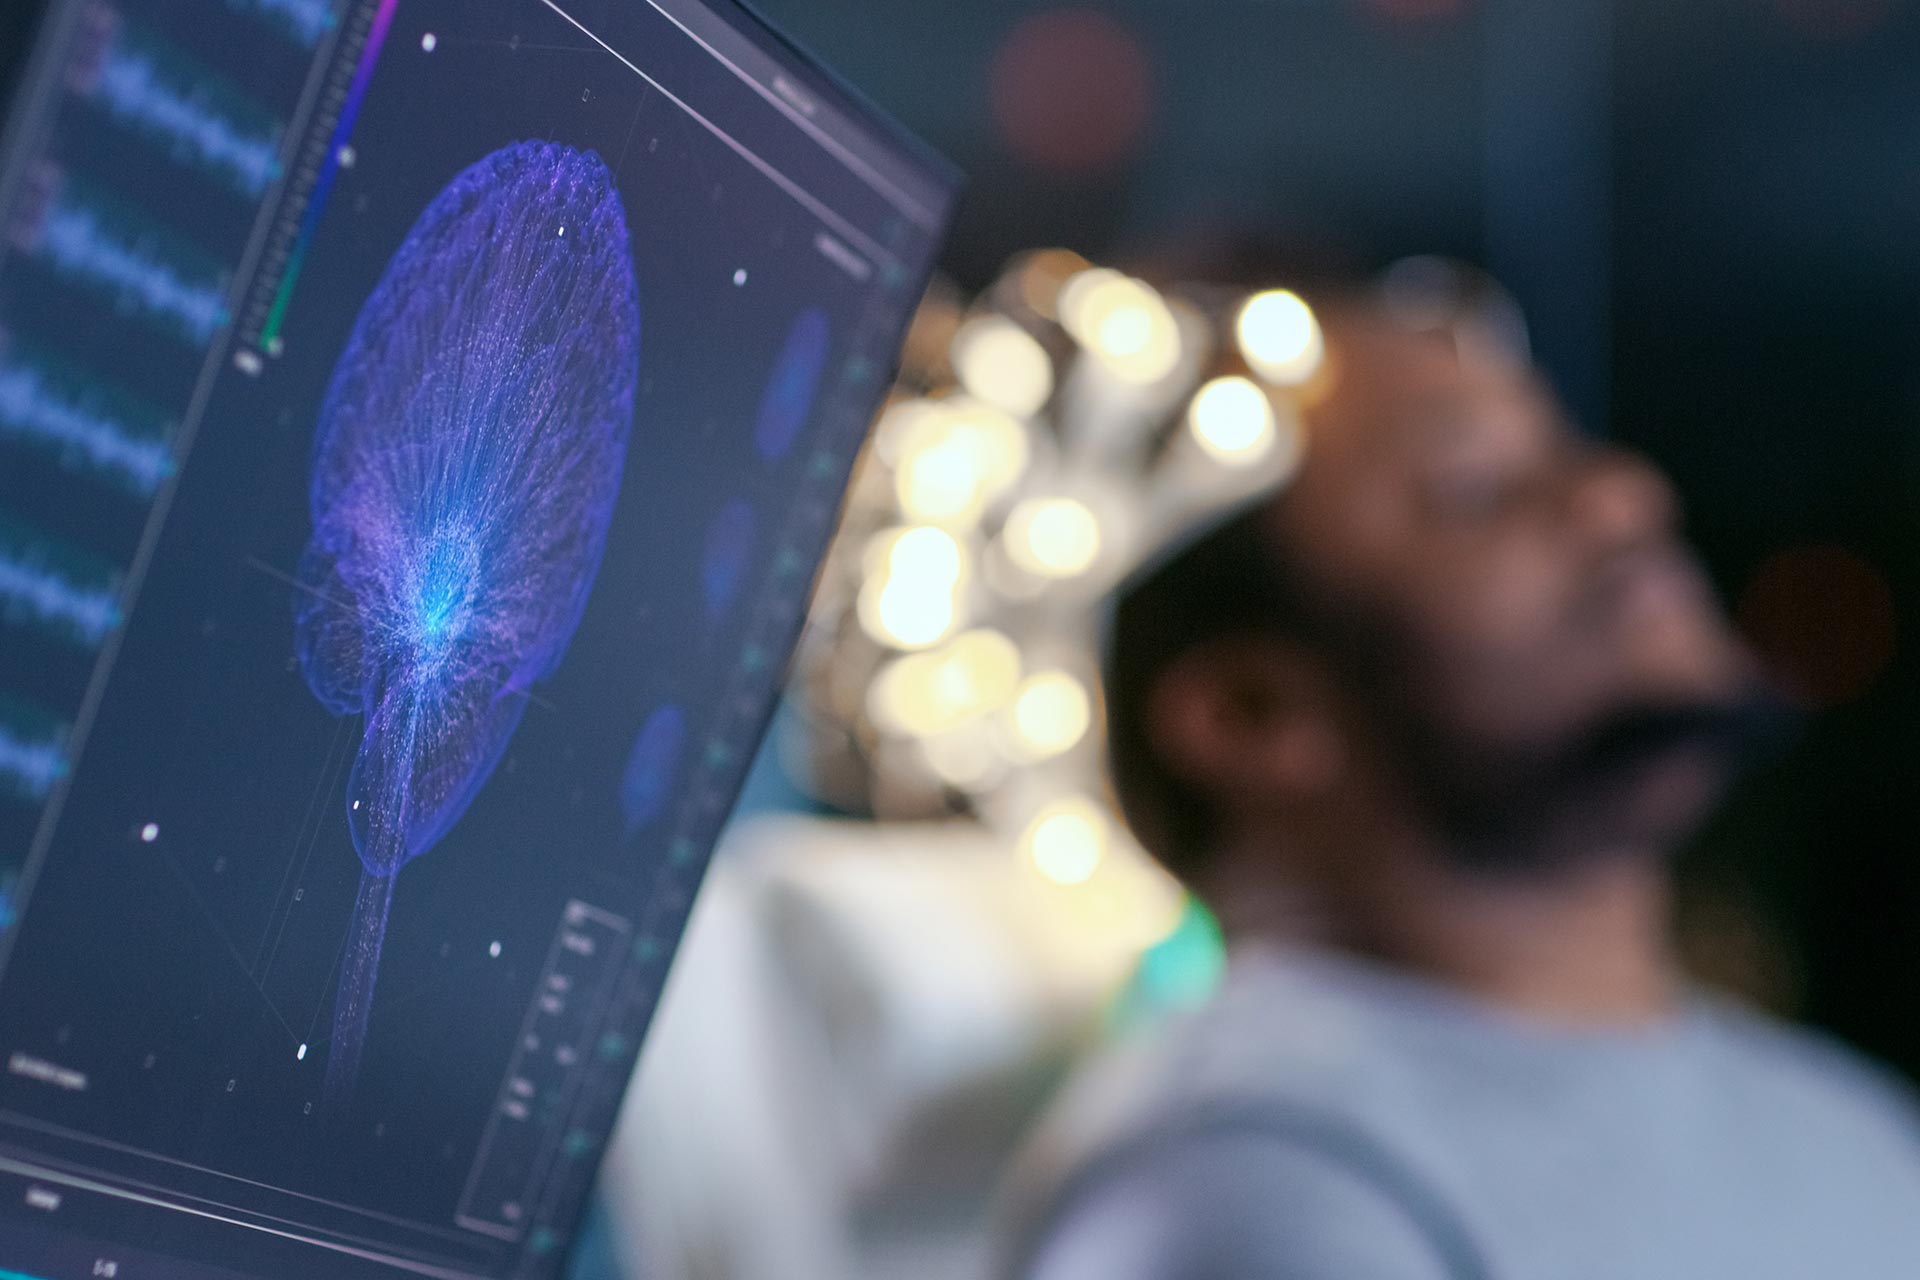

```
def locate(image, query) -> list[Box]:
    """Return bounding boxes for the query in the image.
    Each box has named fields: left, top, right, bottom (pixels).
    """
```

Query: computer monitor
left=0, top=0, right=955, bottom=1273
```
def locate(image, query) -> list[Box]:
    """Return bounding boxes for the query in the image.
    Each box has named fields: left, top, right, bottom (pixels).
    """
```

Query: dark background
left=0, top=0, right=909, bottom=1266
left=752, top=0, right=1920, bottom=1084
left=5, top=0, right=1914, bottom=1077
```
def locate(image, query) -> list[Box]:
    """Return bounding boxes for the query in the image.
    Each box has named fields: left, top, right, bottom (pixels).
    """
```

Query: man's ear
left=1144, top=635, right=1347, bottom=806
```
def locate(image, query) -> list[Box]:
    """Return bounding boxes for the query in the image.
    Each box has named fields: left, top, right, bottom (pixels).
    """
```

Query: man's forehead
left=1301, top=312, right=1552, bottom=462
left=1257, top=308, right=1558, bottom=560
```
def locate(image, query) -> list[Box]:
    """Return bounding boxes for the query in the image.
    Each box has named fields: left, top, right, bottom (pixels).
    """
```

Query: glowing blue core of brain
left=295, top=140, right=641, bottom=881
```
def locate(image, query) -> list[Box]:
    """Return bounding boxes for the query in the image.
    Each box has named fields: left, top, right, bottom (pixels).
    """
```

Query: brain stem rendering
left=294, top=141, right=640, bottom=1100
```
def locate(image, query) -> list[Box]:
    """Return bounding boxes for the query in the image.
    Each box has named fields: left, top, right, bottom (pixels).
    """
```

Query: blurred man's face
left=1271, top=315, right=1760, bottom=856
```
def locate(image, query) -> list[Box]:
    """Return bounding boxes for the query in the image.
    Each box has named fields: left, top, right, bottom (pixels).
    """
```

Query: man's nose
left=1563, top=446, right=1680, bottom=548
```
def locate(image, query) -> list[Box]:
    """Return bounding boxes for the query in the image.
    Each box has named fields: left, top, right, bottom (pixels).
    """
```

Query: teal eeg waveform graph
left=227, top=0, right=343, bottom=50
left=0, top=697, right=67, bottom=806
left=0, top=0, right=376, bottom=867
left=12, top=168, right=232, bottom=347
left=0, top=516, right=124, bottom=652
left=68, top=9, right=287, bottom=199
left=0, top=339, right=176, bottom=496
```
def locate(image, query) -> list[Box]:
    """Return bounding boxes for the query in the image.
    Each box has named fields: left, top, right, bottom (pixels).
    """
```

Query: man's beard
left=1385, top=686, right=1795, bottom=874
left=1271, top=546, right=1794, bottom=875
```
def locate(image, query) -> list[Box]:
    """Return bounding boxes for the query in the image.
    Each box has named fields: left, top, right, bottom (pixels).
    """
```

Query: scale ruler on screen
left=455, top=899, right=632, bottom=1242
left=478, top=264, right=923, bottom=1273
left=234, top=0, right=396, bottom=361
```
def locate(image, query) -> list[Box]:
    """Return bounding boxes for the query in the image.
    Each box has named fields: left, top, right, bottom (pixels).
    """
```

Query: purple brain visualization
left=294, top=140, right=639, bottom=1097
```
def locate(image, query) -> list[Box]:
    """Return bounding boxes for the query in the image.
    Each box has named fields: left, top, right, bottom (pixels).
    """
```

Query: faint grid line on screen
left=0, top=1157, right=481, bottom=1279
left=637, top=0, right=939, bottom=228
left=146, top=836, right=303, bottom=1046
left=252, top=716, right=349, bottom=980
left=0, top=1151, right=464, bottom=1268
left=0, top=1117, right=484, bottom=1248
left=536, top=0, right=894, bottom=269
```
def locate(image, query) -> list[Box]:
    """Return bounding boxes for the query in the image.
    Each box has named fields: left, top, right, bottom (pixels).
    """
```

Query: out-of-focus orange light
left=989, top=8, right=1154, bottom=178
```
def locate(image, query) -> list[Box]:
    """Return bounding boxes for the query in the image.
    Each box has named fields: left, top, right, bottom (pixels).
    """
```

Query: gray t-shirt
left=1005, top=945, right=1920, bottom=1279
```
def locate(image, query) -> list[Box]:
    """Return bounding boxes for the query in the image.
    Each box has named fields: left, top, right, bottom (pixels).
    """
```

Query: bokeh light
left=861, top=580, right=957, bottom=650
left=951, top=315, right=1054, bottom=417
left=1004, top=496, right=1102, bottom=579
left=1058, top=270, right=1181, bottom=384
left=1007, top=669, right=1092, bottom=759
left=1187, top=375, right=1277, bottom=465
left=869, top=628, right=1022, bottom=738
left=1014, top=247, right=1093, bottom=320
left=919, top=722, right=1003, bottom=789
left=798, top=248, right=1327, bottom=924
left=872, top=524, right=964, bottom=582
left=858, top=525, right=968, bottom=649
left=1235, top=289, right=1324, bottom=385
left=892, top=400, right=1031, bottom=526
left=1022, top=795, right=1110, bottom=885
left=988, top=8, right=1154, bottom=178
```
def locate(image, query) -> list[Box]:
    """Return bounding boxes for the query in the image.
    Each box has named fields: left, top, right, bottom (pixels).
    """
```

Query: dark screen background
left=0, top=1, right=948, bottom=1274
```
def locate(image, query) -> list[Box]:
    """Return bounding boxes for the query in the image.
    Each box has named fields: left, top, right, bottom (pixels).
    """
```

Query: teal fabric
left=563, top=1201, right=626, bottom=1280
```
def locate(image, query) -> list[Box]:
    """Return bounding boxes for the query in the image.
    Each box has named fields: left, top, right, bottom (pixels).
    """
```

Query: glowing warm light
left=1008, top=669, right=1092, bottom=759
left=942, top=628, right=1023, bottom=709
left=1022, top=795, right=1110, bottom=885
left=920, top=724, right=1001, bottom=788
left=951, top=316, right=1054, bottom=416
left=1057, top=267, right=1121, bottom=336
left=871, top=397, right=935, bottom=465
left=1236, top=289, right=1323, bottom=385
left=896, top=432, right=988, bottom=524
left=1004, top=497, right=1101, bottom=579
left=862, top=580, right=956, bottom=649
left=868, top=629, right=1022, bottom=737
left=1016, top=248, right=1092, bottom=319
left=1059, top=270, right=1180, bottom=384
left=882, top=525, right=964, bottom=582
left=869, top=654, right=939, bottom=735
left=858, top=526, right=967, bottom=649
left=1187, top=375, right=1276, bottom=464
left=1113, top=863, right=1194, bottom=952
left=893, top=401, right=1030, bottom=525
left=952, top=402, right=1032, bottom=496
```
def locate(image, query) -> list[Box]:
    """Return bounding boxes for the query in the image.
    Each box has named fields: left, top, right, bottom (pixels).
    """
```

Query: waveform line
left=0, top=540, right=123, bottom=650
left=0, top=356, right=174, bottom=496
left=34, top=196, right=229, bottom=345
left=229, top=0, right=340, bottom=48
left=85, top=39, right=284, bottom=197
left=0, top=722, right=65, bottom=802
